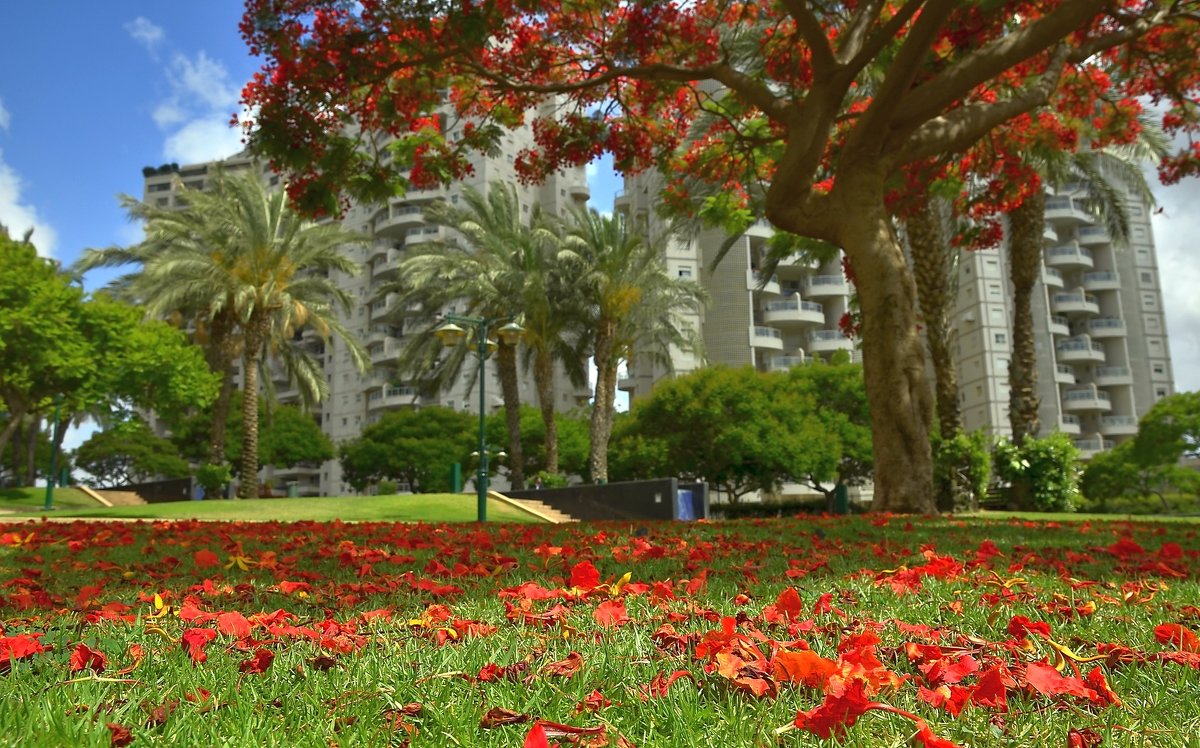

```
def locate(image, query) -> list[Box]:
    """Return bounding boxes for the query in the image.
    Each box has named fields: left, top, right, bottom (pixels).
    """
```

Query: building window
left=1153, top=363, right=1166, bottom=375
left=1142, top=293, right=1156, bottom=309
left=678, top=266, right=693, bottom=279
left=994, top=333, right=1007, bottom=344
left=1156, top=387, right=1168, bottom=399
left=1140, top=271, right=1153, bottom=284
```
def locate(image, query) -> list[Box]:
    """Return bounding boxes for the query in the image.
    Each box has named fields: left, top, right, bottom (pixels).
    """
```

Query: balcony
left=271, top=462, right=322, bottom=480
left=1055, top=338, right=1105, bottom=363
left=1087, top=317, right=1126, bottom=338
left=1048, top=315, right=1070, bottom=337
left=1076, top=225, right=1111, bottom=246
left=367, top=240, right=396, bottom=264
left=374, top=204, right=425, bottom=237
left=767, top=355, right=808, bottom=371
left=1081, top=271, right=1120, bottom=292
left=1099, top=415, right=1138, bottom=436
left=1074, top=438, right=1115, bottom=459
left=748, top=270, right=781, bottom=295
left=1058, top=414, right=1082, bottom=435
left=617, top=375, right=636, bottom=392
left=1063, top=387, right=1113, bottom=413
left=764, top=298, right=825, bottom=327
left=403, top=226, right=443, bottom=246
left=1045, top=243, right=1094, bottom=269
left=369, top=344, right=402, bottom=366
left=745, top=218, right=774, bottom=239
left=568, top=183, right=590, bottom=201
left=808, top=329, right=854, bottom=354
left=1051, top=292, right=1100, bottom=316
left=805, top=274, right=851, bottom=297
left=613, top=190, right=631, bottom=211
left=1054, top=364, right=1076, bottom=385
left=1043, top=223, right=1058, bottom=243
left=749, top=325, right=784, bottom=350
left=1042, top=267, right=1065, bottom=289
left=1045, top=196, right=1092, bottom=223
left=367, top=385, right=420, bottom=412
left=1093, top=366, right=1133, bottom=386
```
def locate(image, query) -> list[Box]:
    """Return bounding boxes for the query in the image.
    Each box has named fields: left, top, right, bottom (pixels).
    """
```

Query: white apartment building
left=142, top=123, right=591, bottom=496
left=618, top=161, right=1175, bottom=461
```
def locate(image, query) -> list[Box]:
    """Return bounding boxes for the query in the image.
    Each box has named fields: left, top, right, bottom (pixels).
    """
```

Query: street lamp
left=435, top=314, right=523, bottom=521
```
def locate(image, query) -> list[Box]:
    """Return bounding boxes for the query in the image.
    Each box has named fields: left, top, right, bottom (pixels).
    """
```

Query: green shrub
left=195, top=463, right=231, bottom=500
left=993, top=433, right=1080, bottom=512
left=376, top=480, right=399, bottom=495
left=534, top=471, right=568, bottom=489
left=933, top=430, right=993, bottom=512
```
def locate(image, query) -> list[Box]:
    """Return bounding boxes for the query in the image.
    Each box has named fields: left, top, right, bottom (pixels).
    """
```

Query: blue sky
left=1, top=4, right=1197, bottom=443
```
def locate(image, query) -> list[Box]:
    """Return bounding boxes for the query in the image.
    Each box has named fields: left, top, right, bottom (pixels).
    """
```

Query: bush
left=993, top=433, right=1080, bottom=512
left=376, top=480, right=399, bottom=495
left=533, top=471, right=568, bottom=489
left=933, top=430, right=993, bottom=512
left=195, top=463, right=231, bottom=500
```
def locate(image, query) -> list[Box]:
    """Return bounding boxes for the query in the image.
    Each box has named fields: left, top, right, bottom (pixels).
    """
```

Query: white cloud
left=164, top=118, right=246, bottom=165
left=125, top=17, right=165, bottom=54
left=1152, top=178, right=1200, bottom=394
left=130, top=27, right=245, bottom=165
left=0, top=148, right=58, bottom=258
left=0, top=98, right=9, bottom=131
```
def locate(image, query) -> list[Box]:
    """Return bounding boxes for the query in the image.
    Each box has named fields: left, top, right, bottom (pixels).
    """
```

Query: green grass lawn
left=0, top=492, right=538, bottom=523
left=1, top=514, right=1196, bottom=747
left=0, top=486, right=101, bottom=511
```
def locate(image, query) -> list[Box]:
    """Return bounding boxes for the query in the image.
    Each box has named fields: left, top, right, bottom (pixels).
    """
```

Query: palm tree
left=562, top=209, right=707, bottom=483
left=75, top=171, right=369, bottom=497
left=378, top=182, right=583, bottom=486
left=1006, top=133, right=1167, bottom=446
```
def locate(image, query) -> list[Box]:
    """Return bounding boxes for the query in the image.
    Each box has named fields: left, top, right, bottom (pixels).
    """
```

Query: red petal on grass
left=1, top=633, right=46, bottom=671
left=1068, top=727, right=1104, bottom=748
left=569, top=561, right=601, bottom=591
left=238, top=648, right=274, bottom=674
left=523, top=723, right=549, bottom=748
left=69, top=643, right=107, bottom=673
left=107, top=723, right=134, bottom=747
left=1007, top=615, right=1051, bottom=639
left=1154, top=623, right=1200, bottom=653
left=1023, top=662, right=1098, bottom=701
left=971, top=665, right=1010, bottom=711
left=914, top=721, right=963, bottom=748
left=642, top=670, right=694, bottom=699
left=481, top=706, right=530, bottom=728
left=575, top=690, right=612, bottom=713
left=1084, top=667, right=1122, bottom=706
left=594, top=599, right=630, bottom=628
left=793, top=679, right=879, bottom=739
left=773, top=649, right=837, bottom=688
left=180, top=628, right=217, bottom=664
left=217, top=611, right=252, bottom=638
left=193, top=549, right=220, bottom=568
left=542, top=651, right=583, bottom=679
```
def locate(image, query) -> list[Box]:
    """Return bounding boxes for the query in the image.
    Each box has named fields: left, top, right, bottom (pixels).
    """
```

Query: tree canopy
left=242, top=1, right=1200, bottom=513
left=73, top=417, right=191, bottom=488
left=339, top=407, right=474, bottom=493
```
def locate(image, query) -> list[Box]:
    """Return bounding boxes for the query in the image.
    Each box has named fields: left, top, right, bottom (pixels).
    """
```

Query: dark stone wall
left=506, top=478, right=709, bottom=521
left=116, top=478, right=193, bottom=503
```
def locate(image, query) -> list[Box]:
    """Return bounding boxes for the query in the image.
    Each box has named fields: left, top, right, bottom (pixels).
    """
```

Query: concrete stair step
left=489, top=492, right=577, bottom=523
left=93, top=490, right=148, bottom=507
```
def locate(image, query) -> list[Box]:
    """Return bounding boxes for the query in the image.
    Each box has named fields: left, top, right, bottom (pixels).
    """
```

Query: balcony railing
left=765, top=299, right=824, bottom=313
left=752, top=326, right=782, bottom=340
left=1094, top=366, right=1130, bottom=378
left=1056, top=339, right=1104, bottom=353
left=1065, top=388, right=1111, bottom=402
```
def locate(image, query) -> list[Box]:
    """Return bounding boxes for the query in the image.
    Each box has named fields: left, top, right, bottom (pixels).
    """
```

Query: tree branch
left=890, top=0, right=1109, bottom=129
left=779, top=0, right=837, bottom=74
left=835, top=0, right=887, bottom=64
left=891, top=45, right=1071, bottom=166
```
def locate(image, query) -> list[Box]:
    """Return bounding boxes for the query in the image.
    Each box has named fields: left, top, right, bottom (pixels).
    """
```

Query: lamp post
left=435, top=314, right=524, bottom=522
left=43, top=394, right=63, bottom=512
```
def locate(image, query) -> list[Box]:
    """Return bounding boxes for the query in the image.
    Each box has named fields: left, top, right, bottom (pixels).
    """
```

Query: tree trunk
left=237, top=316, right=269, bottom=499
left=23, top=415, right=39, bottom=486
left=589, top=322, right=618, bottom=483
left=0, top=401, right=27, bottom=467
left=533, top=349, right=558, bottom=476
left=496, top=342, right=524, bottom=490
left=906, top=197, right=962, bottom=439
left=842, top=202, right=937, bottom=514
left=1008, top=192, right=1045, bottom=446
left=205, top=321, right=240, bottom=466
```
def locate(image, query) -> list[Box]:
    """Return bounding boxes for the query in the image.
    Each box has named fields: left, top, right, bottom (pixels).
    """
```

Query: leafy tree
left=486, top=405, right=589, bottom=482
left=1082, top=392, right=1200, bottom=512
left=616, top=366, right=836, bottom=503
left=77, top=172, right=369, bottom=497
left=242, top=1, right=1200, bottom=513
left=2, top=227, right=217, bottom=466
left=561, top=209, right=706, bottom=483
left=339, top=407, right=474, bottom=493
left=260, top=405, right=334, bottom=468
left=73, top=417, right=190, bottom=488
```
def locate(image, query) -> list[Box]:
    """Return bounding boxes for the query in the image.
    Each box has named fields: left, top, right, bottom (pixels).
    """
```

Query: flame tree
left=240, top=0, right=1200, bottom=513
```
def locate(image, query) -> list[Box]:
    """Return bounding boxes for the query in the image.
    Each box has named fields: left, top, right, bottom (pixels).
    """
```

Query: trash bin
left=834, top=484, right=850, bottom=515
left=287, top=482, right=299, bottom=498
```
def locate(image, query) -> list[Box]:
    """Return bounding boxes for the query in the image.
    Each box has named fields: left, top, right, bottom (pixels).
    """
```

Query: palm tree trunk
left=533, top=349, right=558, bottom=476
left=907, top=197, right=961, bottom=440
left=205, top=318, right=239, bottom=466
left=589, top=322, right=618, bottom=483
left=237, top=315, right=270, bottom=499
left=496, top=343, right=524, bottom=490
left=1008, top=192, right=1045, bottom=447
